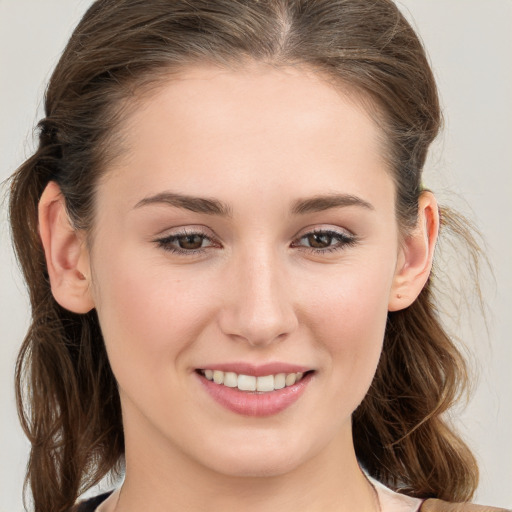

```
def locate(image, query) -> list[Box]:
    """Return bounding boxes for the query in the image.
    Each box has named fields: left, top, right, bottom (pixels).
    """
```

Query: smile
left=198, top=369, right=307, bottom=392
left=196, top=368, right=314, bottom=417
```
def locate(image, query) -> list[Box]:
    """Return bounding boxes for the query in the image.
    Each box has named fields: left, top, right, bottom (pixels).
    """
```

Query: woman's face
left=89, top=64, right=402, bottom=477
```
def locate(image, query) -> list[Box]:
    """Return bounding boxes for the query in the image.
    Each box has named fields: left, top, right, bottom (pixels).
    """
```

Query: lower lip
left=196, top=371, right=313, bottom=417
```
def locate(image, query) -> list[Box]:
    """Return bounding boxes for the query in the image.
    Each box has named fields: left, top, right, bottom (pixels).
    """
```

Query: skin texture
left=38, top=63, right=439, bottom=511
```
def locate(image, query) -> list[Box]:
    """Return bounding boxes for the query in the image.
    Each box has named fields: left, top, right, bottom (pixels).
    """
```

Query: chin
left=207, top=453, right=304, bottom=479
left=194, top=432, right=314, bottom=478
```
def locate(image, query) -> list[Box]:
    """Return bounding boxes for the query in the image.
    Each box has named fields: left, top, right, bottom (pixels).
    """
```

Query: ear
left=388, top=191, right=439, bottom=312
left=38, top=181, right=95, bottom=313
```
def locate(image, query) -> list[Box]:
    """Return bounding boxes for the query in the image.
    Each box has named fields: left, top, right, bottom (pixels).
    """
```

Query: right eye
left=154, top=230, right=219, bottom=255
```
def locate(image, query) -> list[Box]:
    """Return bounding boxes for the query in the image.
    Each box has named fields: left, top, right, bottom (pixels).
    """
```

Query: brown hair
left=9, top=1, right=479, bottom=511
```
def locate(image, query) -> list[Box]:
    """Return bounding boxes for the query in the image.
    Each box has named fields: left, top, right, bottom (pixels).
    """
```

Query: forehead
left=100, top=63, right=392, bottom=211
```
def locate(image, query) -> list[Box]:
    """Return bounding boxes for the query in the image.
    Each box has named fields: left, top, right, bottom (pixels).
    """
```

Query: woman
left=7, top=0, right=509, bottom=511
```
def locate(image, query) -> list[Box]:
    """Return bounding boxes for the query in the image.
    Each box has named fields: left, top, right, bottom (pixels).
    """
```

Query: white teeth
left=256, top=375, right=274, bottom=392
left=201, top=369, right=307, bottom=392
left=285, top=373, right=297, bottom=386
left=237, top=374, right=256, bottom=391
left=223, top=372, right=238, bottom=388
left=274, top=373, right=286, bottom=390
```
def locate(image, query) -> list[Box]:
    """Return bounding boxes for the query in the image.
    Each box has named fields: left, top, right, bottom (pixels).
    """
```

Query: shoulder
left=369, top=476, right=510, bottom=512
left=71, top=491, right=113, bottom=512
left=420, top=498, right=511, bottom=512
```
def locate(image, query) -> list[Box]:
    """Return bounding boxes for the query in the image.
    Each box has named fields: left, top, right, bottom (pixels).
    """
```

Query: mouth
left=195, top=368, right=315, bottom=417
left=196, top=368, right=312, bottom=393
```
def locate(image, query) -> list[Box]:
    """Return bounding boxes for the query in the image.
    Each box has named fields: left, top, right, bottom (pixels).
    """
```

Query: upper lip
left=196, top=362, right=312, bottom=377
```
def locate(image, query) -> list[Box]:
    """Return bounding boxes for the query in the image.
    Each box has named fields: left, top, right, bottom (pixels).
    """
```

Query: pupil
left=179, top=234, right=203, bottom=249
left=308, top=233, right=332, bottom=248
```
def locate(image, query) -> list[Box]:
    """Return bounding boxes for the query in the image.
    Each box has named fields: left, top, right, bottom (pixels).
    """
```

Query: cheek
left=90, top=252, right=217, bottom=384
left=301, top=259, right=394, bottom=403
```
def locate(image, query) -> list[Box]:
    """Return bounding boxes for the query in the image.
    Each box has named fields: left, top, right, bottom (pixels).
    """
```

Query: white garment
left=369, top=477, right=423, bottom=512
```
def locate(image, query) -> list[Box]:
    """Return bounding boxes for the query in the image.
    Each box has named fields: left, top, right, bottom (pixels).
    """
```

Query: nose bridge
left=219, top=243, right=298, bottom=346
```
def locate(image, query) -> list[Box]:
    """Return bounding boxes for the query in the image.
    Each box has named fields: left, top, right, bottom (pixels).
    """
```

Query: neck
left=103, top=405, right=377, bottom=512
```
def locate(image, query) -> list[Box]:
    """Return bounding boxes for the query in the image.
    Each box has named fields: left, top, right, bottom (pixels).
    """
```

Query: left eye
left=293, top=230, right=355, bottom=251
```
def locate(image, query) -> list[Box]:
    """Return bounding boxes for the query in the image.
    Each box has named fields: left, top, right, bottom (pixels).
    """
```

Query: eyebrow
left=134, top=192, right=232, bottom=216
left=291, top=194, right=374, bottom=214
left=134, top=191, right=373, bottom=216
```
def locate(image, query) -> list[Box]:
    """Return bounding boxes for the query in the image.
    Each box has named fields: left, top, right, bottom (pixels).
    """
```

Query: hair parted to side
left=9, top=1, right=479, bottom=511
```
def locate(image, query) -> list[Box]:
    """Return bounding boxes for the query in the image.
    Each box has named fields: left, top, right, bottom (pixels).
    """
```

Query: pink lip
left=195, top=369, right=314, bottom=417
left=197, top=362, right=311, bottom=377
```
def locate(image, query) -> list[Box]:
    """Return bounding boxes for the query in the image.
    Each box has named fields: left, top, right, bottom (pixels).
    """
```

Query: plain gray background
left=1, top=1, right=511, bottom=510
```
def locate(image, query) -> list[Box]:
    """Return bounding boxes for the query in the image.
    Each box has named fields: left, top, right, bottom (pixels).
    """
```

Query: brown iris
left=176, top=234, right=204, bottom=250
left=306, top=233, right=333, bottom=249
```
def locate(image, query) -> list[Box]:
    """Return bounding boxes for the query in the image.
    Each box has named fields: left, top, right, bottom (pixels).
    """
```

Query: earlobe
left=38, top=181, right=95, bottom=314
left=388, top=191, right=439, bottom=312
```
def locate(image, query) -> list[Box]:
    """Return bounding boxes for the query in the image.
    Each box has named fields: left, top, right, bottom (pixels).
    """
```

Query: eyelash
left=292, top=229, right=357, bottom=253
left=154, top=229, right=218, bottom=255
left=154, top=228, right=357, bottom=256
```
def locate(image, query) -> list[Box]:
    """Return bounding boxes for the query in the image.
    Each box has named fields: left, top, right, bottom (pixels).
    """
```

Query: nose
left=217, top=248, right=299, bottom=347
